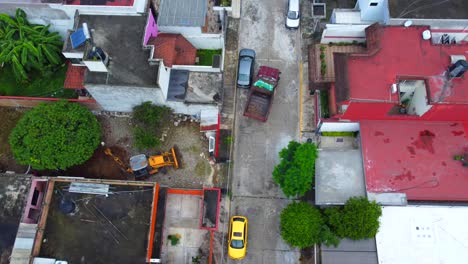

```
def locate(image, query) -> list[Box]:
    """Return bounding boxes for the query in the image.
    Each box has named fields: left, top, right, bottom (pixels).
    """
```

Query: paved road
left=228, top=0, right=302, bottom=262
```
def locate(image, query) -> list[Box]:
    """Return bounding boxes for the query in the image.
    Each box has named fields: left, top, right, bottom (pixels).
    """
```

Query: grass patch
left=195, top=159, right=211, bottom=177
left=320, top=91, right=330, bottom=118
left=321, top=131, right=357, bottom=137
left=196, top=49, right=222, bottom=66
left=0, top=64, right=77, bottom=98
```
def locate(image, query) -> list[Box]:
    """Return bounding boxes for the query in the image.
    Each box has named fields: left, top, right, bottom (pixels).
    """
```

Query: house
left=61, top=12, right=222, bottom=114
left=322, top=0, right=468, bottom=44
left=315, top=23, right=468, bottom=264
left=0, top=0, right=148, bottom=39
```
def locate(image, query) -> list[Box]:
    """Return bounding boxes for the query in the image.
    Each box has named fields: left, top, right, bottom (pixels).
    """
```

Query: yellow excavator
left=104, top=147, right=179, bottom=179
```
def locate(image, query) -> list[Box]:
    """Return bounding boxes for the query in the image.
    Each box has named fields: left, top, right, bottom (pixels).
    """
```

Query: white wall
left=83, top=60, right=108, bottom=72
left=158, top=62, right=170, bottom=100
left=408, top=84, right=432, bottom=116
left=172, top=65, right=221, bottom=72
left=158, top=26, right=202, bottom=36
left=86, top=84, right=218, bottom=115
left=186, top=34, right=224, bottom=49
left=319, top=122, right=360, bottom=132
left=0, top=1, right=148, bottom=40
left=321, top=24, right=369, bottom=43
left=357, top=0, right=387, bottom=22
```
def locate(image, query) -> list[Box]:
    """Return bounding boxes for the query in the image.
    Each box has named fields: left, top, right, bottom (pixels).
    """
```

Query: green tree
left=325, top=197, right=382, bottom=240
left=131, top=101, right=172, bottom=150
left=280, top=202, right=324, bottom=248
left=8, top=101, right=101, bottom=170
left=0, top=8, right=63, bottom=81
left=272, top=141, right=318, bottom=197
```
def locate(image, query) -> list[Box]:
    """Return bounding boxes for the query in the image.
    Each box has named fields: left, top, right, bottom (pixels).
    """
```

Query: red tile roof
left=360, top=120, right=468, bottom=201
left=149, top=33, right=197, bottom=67
left=341, top=25, right=468, bottom=104
left=64, top=63, right=86, bottom=89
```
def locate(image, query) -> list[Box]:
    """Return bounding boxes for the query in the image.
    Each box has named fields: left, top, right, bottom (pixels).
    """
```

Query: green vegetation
left=279, top=197, right=382, bottom=249
left=131, top=101, right=172, bottom=150
left=8, top=101, right=101, bottom=170
left=220, top=0, right=231, bottom=6
left=280, top=202, right=339, bottom=249
left=272, top=141, right=318, bottom=197
left=167, top=234, right=181, bottom=246
left=327, top=41, right=366, bottom=47
left=196, top=49, right=222, bottom=66
left=0, top=9, right=64, bottom=81
left=0, top=64, right=76, bottom=98
left=320, top=91, right=330, bottom=118
left=325, top=197, right=382, bottom=240
left=319, top=46, right=327, bottom=76
left=321, top=131, right=356, bottom=137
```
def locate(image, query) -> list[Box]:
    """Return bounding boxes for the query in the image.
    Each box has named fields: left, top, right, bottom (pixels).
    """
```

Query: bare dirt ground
left=0, top=107, right=28, bottom=173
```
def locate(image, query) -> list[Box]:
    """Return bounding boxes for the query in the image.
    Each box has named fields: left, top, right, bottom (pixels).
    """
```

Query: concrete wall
left=0, top=0, right=148, bottom=40
left=357, top=0, right=387, bottom=22
left=186, top=34, right=224, bottom=49
left=321, top=24, right=368, bottom=43
left=388, top=19, right=468, bottom=43
left=158, top=62, right=170, bottom=100
left=0, top=96, right=102, bottom=111
left=83, top=60, right=108, bottom=72
left=319, top=122, right=360, bottom=132
left=172, top=65, right=221, bottom=73
left=85, top=84, right=218, bottom=115
left=158, top=26, right=202, bottom=36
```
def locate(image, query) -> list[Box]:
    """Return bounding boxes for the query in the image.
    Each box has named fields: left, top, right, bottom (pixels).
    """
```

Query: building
left=323, top=0, right=468, bottom=44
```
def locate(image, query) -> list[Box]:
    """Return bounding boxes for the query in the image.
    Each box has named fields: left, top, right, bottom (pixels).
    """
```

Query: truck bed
left=243, top=91, right=272, bottom=122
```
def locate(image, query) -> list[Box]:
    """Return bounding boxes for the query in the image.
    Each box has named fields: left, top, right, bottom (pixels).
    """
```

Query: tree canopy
left=8, top=101, right=101, bottom=170
left=280, top=202, right=325, bottom=248
left=131, top=101, right=172, bottom=150
left=325, top=197, right=382, bottom=240
left=272, top=141, right=318, bottom=197
left=0, top=8, right=63, bottom=81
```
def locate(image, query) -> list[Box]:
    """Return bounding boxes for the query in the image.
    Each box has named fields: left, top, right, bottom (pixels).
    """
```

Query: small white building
left=376, top=206, right=468, bottom=264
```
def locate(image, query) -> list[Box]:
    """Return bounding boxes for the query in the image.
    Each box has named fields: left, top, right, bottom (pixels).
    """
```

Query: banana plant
left=0, top=8, right=64, bottom=81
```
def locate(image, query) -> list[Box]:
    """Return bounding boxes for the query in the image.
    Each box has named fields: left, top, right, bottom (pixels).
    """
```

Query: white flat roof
left=376, top=206, right=468, bottom=264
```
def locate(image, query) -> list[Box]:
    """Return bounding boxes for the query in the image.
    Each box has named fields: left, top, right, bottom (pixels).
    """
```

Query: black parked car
left=237, top=49, right=256, bottom=88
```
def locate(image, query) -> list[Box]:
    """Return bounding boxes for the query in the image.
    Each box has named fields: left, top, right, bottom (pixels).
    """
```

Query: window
left=370, top=2, right=378, bottom=6
left=31, top=189, right=40, bottom=206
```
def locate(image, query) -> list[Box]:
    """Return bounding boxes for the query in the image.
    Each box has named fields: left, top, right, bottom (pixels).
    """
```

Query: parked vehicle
left=243, top=66, right=281, bottom=122
left=237, top=49, right=256, bottom=88
left=286, top=0, right=300, bottom=29
left=228, top=216, right=248, bottom=259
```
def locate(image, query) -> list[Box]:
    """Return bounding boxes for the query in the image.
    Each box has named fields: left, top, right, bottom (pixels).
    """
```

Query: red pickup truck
left=243, top=66, right=281, bottom=122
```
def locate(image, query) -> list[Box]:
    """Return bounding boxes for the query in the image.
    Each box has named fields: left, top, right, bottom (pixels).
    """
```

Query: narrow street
left=228, top=0, right=302, bottom=262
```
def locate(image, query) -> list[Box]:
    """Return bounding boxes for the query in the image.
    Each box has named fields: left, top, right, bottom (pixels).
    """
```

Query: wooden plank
left=146, top=183, right=160, bottom=263
left=31, top=181, right=55, bottom=260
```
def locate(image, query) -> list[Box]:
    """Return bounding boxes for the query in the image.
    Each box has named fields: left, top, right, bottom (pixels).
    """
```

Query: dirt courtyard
left=0, top=107, right=228, bottom=189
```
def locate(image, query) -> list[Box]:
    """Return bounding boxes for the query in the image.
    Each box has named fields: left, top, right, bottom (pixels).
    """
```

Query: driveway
left=228, top=0, right=301, bottom=262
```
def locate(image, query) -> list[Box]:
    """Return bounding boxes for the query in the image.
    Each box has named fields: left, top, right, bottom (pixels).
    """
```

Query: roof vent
left=404, top=20, right=413, bottom=27
left=422, top=30, right=431, bottom=40
left=448, top=60, right=468, bottom=78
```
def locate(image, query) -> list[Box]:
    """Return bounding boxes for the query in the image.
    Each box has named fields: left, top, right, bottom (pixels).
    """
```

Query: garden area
left=196, top=49, right=222, bottom=66
left=0, top=9, right=76, bottom=98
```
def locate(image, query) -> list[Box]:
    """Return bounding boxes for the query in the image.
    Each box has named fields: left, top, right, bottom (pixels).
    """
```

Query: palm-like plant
left=0, top=8, right=63, bottom=81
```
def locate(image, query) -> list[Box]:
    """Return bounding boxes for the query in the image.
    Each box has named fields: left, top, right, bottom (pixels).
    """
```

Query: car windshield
left=230, top=239, right=244, bottom=249
left=287, top=11, right=298, bottom=19
left=238, top=73, right=249, bottom=82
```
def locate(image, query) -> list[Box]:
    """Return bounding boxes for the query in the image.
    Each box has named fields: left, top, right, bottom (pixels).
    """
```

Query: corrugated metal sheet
left=157, top=0, right=207, bottom=27
left=69, top=182, right=110, bottom=195
left=10, top=223, right=38, bottom=264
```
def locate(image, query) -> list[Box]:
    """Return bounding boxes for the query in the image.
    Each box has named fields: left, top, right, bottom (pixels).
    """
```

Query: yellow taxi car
left=228, top=216, right=248, bottom=259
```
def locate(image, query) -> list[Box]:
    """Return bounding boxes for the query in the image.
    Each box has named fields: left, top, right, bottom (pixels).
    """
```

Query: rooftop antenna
left=404, top=20, right=413, bottom=28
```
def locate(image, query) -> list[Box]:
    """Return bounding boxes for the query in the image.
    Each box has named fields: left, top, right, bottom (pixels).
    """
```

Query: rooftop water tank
left=422, top=30, right=431, bottom=40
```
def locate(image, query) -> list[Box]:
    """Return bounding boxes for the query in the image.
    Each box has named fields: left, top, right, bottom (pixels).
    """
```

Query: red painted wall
left=341, top=101, right=468, bottom=121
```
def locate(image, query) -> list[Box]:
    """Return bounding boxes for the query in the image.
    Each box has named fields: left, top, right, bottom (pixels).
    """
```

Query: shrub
left=131, top=102, right=172, bottom=150
left=272, top=141, right=318, bottom=197
left=280, top=202, right=324, bottom=248
left=325, top=197, right=382, bottom=240
left=167, top=234, right=181, bottom=246
left=8, top=101, right=100, bottom=170
left=321, top=131, right=356, bottom=137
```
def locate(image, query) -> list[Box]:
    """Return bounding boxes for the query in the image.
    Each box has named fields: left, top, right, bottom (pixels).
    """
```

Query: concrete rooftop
left=80, top=15, right=158, bottom=87
left=185, top=72, right=222, bottom=104
left=0, top=174, right=31, bottom=262
left=315, top=149, right=366, bottom=205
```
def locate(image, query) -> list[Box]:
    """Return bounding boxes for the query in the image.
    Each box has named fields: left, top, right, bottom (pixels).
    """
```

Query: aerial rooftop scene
left=0, top=0, right=467, bottom=263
